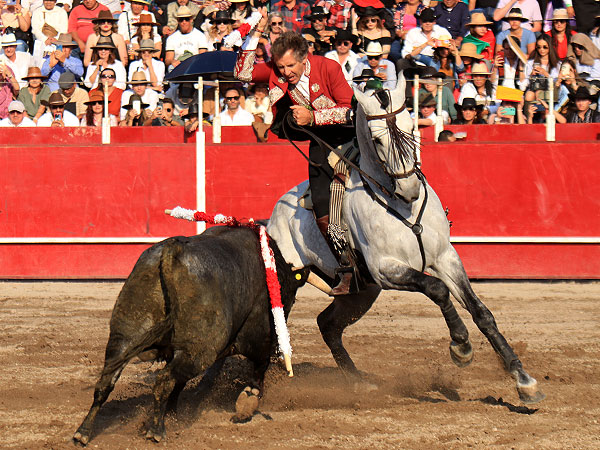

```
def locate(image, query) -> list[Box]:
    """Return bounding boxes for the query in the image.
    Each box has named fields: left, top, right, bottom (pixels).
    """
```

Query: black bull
left=73, top=226, right=308, bottom=445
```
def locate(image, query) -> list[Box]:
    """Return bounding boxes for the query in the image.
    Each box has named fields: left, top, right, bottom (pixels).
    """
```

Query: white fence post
left=413, top=75, right=421, bottom=164
left=546, top=76, right=555, bottom=142
left=196, top=76, right=206, bottom=235
left=213, top=80, right=221, bottom=143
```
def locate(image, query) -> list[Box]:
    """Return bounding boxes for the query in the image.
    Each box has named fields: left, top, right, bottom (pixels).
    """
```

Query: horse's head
left=353, top=73, right=421, bottom=203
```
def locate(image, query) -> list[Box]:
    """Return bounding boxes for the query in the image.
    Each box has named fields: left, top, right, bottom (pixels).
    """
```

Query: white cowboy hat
left=364, top=42, right=383, bottom=56
left=1, top=33, right=18, bottom=47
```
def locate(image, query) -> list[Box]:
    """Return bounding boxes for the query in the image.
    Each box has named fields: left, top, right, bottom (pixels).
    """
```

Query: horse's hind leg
left=431, top=248, right=545, bottom=404
left=317, top=284, right=381, bottom=377
left=378, top=264, right=473, bottom=367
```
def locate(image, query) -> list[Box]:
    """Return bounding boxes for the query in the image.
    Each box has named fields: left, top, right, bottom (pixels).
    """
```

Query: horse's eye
left=373, top=137, right=382, bottom=146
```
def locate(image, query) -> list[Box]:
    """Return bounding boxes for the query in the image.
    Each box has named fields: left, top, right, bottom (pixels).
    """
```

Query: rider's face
left=275, top=49, right=307, bottom=85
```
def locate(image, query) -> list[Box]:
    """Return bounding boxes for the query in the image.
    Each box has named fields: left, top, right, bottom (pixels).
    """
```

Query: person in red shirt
left=546, top=9, right=576, bottom=61
left=464, top=12, right=495, bottom=62
left=68, top=0, right=110, bottom=56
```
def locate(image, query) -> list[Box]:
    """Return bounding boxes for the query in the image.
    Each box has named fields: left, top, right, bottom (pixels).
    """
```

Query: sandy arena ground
left=0, top=281, right=599, bottom=449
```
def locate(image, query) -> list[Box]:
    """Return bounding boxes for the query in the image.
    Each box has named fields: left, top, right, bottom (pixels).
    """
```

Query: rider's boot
left=316, top=215, right=355, bottom=296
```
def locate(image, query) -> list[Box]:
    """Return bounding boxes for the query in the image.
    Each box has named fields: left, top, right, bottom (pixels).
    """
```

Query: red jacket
left=234, top=50, right=353, bottom=126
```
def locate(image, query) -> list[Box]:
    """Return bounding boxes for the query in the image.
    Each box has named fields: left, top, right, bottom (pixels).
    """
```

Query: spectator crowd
left=1, top=0, right=600, bottom=130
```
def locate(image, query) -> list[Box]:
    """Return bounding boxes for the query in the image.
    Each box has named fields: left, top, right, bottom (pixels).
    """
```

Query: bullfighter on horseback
left=234, top=8, right=357, bottom=295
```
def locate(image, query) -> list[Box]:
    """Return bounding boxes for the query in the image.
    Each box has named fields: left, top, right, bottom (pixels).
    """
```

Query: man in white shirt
left=37, top=91, right=80, bottom=126
left=324, top=29, right=359, bottom=84
left=0, top=34, right=33, bottom=86
left=118, top=0, right=159, bottom=43
left=164, top=6, right=208, bottom=70
left=120, top=71, right=160, bottom=119
left=0, top=101, right=36, bottom=127
left=401, top=8, right=451, bottom=67
left=31, top=0, right=69, bottom=53
left=494, top=0, right=542, bottom=33
left=219, top=87, right=254, bottom=126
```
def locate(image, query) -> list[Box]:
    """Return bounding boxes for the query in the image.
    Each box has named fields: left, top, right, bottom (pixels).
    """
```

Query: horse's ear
left=353, top=86, right=371, bottom=109
left=392, top=71, right=406, bottom=104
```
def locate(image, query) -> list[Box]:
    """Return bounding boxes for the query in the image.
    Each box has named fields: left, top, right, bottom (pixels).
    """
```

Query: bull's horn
left=165, top=209, right=172, bottom=215
left=306, top=271, right=334, bottom=296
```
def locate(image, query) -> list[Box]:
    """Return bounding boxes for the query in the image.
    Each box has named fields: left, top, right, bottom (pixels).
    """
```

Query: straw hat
left=1, top=33, right=17, bottom=47
left=467, top=12, right=492, bottom=26
left=506, top=35, right=527, bottom=64
left=133, top=13, right=160, bottom=27
left=458, top=42, right=482, bottom=59
left=175, top=5, right=195, bottom=18
left=364, top=42, right=383, bottom=56
left=55, top=33, right=78, bottom=47
left=550, top=9, right=569, bottom=21
left=470, top=62, right=491, bottom=76
left=42, top=92, right=67, bottom=107
left=22, top=67, right=47, bottom=80
left=129, top=71, right=150, bottom=85
left=92, top=35, right=116, bottom=50
left=134, top=39, right=160, bottom=53
left=122, top=94, right=150, bottom=109
left=126, top=0, right=150, bottom=5
left=503, top=8, right=529, bottom=22
left=85, top=91, right=111, bottom=105
left=92, top=10, right=117, bottom=23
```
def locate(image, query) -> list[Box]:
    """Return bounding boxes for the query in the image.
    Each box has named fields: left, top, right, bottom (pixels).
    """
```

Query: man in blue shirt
left=41, top=33, right=84, bottom=92
left=434, top=0, right=470, bottom=45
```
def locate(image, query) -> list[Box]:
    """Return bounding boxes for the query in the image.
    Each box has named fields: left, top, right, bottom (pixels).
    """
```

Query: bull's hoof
left=72, top=430, right=90, bottom=446
left=449, top=340, right=473, bottom=368
left=231, top=387, right=259, bottom=423
left=145, top=427, right=166, bottom=443
left=517, top=379, right=546, bottom=404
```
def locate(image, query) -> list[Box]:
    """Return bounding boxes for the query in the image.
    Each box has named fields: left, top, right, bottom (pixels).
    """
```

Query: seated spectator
left=0, top=100, right=36, bottom=127
left=41, top=33, right=84, bottom=92
left=487, top=99, right=525, bottom=124
left=18, top=67, right=51, bottom=122
left=325, top=29, right=359, bottom=84
left=0, top=62, right=19, bottom=118
left=400, top=8, right=451, bottom=70
left=546, top=9, right=575, bottom=60
left=0, top=33, right=33, bottom=86
left=494, top=35, right=527, bottom=90
left=352, top=67, right=382, bottom=92
left=220, top=87, right=254, bottom=126
left=463, top=12, right=494, bottom=62
left=353, top=6, right=392, bottom=59
left=495, top=8, right=536, bottom=58
left=271, top=0, right=311, bottom=34
left=453, top=97, right=487, bottom=124
left=352, top=42, right=396, bottom=90
left=128, top=40, right=165, bottom=92
left=80, top=90, right=118, bottom=126
left=567, top=34, right=600, bottom=82
left=37, top=91, right=80, bottom=126
left=434, top=0, right=469, bottom=45
left=553, top=86, right=600, bottom=123
left=254, top=41, right=270, bottom=62
left=245, top=84, right=272, bottom=142
left=590, top=15, right=600, bottom=50
left=84, top=36, right=127, bottom=90
left=1, top=1, right=32, bottom=52
left=524, top=34, right=560, bottom=94
left=164, top=81, right=195, bottom=116
left=164, top=6, right=208, bottom=70
left=31, top=0, right=68, bottom=66
left=182, top=102, right=199, bottom=133
left=418, top=67, right=457, bottom=121
left=302, top=6, right=336, bottom=56
left=458, top=61, right=497, bottom=119
left=130, top=13, right=163, bottom=55
left=390, top=0, right=425, bottom=63
left=147, top=97, right=183, bottom=126
left=457, top=42, right=483, bottom=74
left=89, top=67, right=123, bottom=117
left=205, top=11, right=235, bottom=51
left=430, top=39, right=463, bottom=91
left=229, top=0, right=256, bottom=31
left=494, top=0, right=542, bottom=33
left=260, top=12, right=287, bottom=57
left=58, top=71, right=89, bottom=119
left=522, top=89, right=547, bottom=123
left=316, top=0, right=354, bottom=31
left=119, top=93, right=151, bottom=126
left=68, top=0, right=111, bottom=57
left=162, top=0, right=201, bottom=39
left=118, top=0, right=159, bottom=45
left=554, top=59, right=590, bottom=112
left=84, top=10, right=128, bottom=67
left=120, top=71, right=159, bottom=120
left=411, top=92, right=449, bottom=126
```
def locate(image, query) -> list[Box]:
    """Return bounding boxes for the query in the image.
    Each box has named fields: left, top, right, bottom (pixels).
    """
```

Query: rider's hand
left=291, top=105, right=313, bottom=126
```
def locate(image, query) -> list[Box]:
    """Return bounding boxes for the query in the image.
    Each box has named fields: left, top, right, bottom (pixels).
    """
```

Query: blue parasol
left=165, top=50, right=238, bottom=83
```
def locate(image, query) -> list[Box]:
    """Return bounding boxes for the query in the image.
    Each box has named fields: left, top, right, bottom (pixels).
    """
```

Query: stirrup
left=331, top=266, right=359, bottom=296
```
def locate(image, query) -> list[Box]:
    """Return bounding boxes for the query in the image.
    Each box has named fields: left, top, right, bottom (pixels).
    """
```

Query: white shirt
left=244, top=97, right=273, bottom=124
left=402, top=24, right=451, bottom=58
left=31, top=6, right=68, bottom=42
left=523, top=60, right=559, bottom=89
left=497, top=0, right=542, bottom=32
left=36, top=110, right=80, bottom=127
left=118, top=10, right=159, bottom=42
left=84, top=60, right=127, bottom=90
left=458, top=82, right=498, bottom=110
left=0, top=116, right=36, bottom=127
left=120, top=88, right=160, bottom=119
left=411, top=109, right=450, bottom=125
left=165, top=29, right=209, bottom=62
left=98, top=0, right=122, bottom=14
left=324, top=50, right=359, bottom=83
left=219, top=107, right=254, bottom=126
left=128, top=59, right=166, bottom=86
left=0, top=52, right=33, bottom=87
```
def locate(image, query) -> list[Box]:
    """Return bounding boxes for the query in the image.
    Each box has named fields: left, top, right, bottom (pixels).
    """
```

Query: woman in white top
left=84, top=10, right=128, bottom=67
left=80, top=91, right=118, bottom=126
left=524, top=34, right=560, bottom=91
left=130, top=13, right=162, bottom=55
left=459, top=62, right=498, bottom=116
left=493, top=35, right=527, bottom=91
left=127, top=39, right=165, bottom=92
left=84, top=36, right=127, bottom=90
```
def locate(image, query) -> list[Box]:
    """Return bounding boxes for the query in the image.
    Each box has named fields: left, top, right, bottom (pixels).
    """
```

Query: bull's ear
left=292, top=267, right=311, bottom=287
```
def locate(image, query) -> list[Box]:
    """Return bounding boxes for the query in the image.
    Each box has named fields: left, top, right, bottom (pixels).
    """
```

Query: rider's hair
left=271, top=32, right=308, bottom=63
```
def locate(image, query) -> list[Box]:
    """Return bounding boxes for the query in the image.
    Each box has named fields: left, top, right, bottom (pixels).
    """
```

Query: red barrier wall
left=1, top=124, right=599, bottom=279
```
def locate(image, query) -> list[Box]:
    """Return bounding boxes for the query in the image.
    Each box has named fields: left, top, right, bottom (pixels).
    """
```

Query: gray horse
left=267, top=75, right=545, bottom=404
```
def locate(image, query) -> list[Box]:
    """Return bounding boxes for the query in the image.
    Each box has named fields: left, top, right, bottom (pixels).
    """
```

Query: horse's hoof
left=232, top=386, right=259, bottom=423
left=517, top=379, right=546, bottom=404
left=449, top=340, right=473, bottom=368
left=145, top=428, right=165, bottom=442
left=73, top=430, right=89, bottom=446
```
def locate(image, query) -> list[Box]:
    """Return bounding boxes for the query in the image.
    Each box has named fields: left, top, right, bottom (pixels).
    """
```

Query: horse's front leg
left=378, top=258, right=473, bottom=367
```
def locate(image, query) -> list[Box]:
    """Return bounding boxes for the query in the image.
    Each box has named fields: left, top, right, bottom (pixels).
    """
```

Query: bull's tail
left=159, top=236, right=189, bottom=322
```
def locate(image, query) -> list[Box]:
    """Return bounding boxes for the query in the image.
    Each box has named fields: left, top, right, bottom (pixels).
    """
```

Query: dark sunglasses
left=98, top=19, right=113, bottom=24
left=9, top=110, right=24, bottom=114
left=225, top=96, right=240, bottom=101
left=214, top=20, right=229, bottom=25
left=365, top=17, right=378, bottom=23
left=537, top=44, right=549, bottom=49
left=177, top=17, right=192, bottom=22
left=50, top=105, right=64, bottom=109
left=89, top=101, right=104, bottom=105
left=572, top=44, right=584, bottom=49
left=312, top=17, right=326, bottom=22
left=336, top=40, right=351, bottom=46
left=270, top=21, right=282, bottom=25
left=462, top=107, right=477, bottom=111
left=101, top=74, right=116, bottom=79
left=367, top=55, right=381, bottom=60
left=554, top=19, right=567, bottom=23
